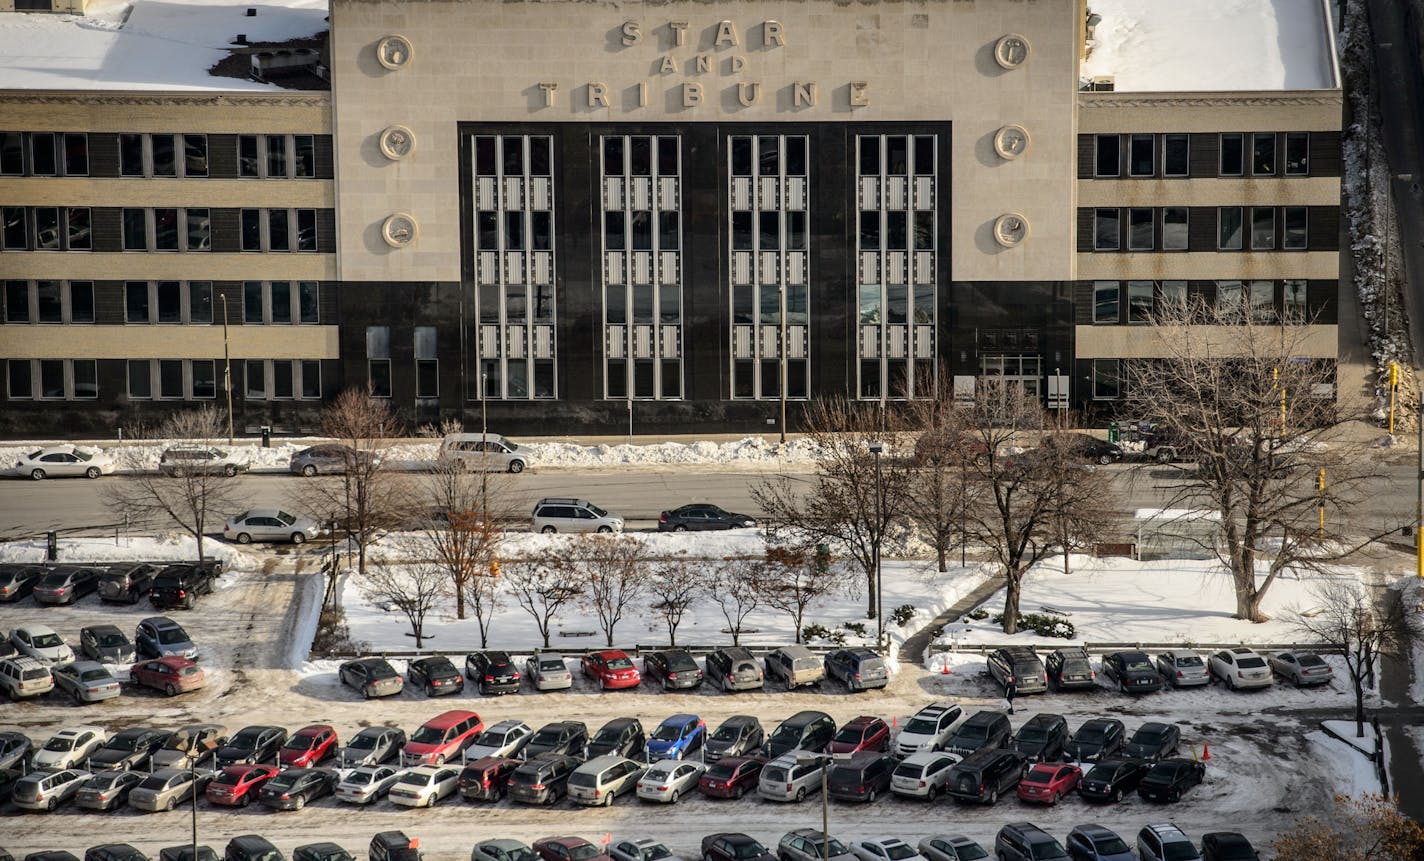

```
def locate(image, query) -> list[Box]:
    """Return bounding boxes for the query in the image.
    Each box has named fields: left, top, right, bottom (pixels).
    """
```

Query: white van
left=437, top=433, right=528, bottom=473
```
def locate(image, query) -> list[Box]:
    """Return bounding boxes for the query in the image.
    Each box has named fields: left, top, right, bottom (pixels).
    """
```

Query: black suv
left=1044, top=647, right=1096, bottom=691
left=642, top=649, right=703, bottom=689
left=1138, top=757, right=1206, bottom=802
left=464, top=651, right=520, bottom=695
left=1200, top=832, right=1260, bottom=861
left=224, top=836, right=283, bottom=861
left=407, top=656, right=464, bottom=697
left=943, top=710, right=1012, bottom=758
left=508, top=753, right=580, bottom=805
left=995, top=823, right=1069, bottom=861
left=148, top=564, right=216, bottom=610
left=986, top=646, right=1047, bottom=694
left=1010, top=713, right=1068, bottom=762
left=945, top=749, right=1027, bottom=804
left=524, top=722, right=587, bottom=759
left=98, top=563, right=159, bottom=604
left=763, top=710, right=836, bottom=759
left=825, top=752, right=895, bottom=803
left=1063, top=718, right=1125, bottom=763
left=586, top=717, right=645, bottom=759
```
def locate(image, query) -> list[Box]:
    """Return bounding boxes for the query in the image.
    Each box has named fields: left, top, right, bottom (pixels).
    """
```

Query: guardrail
left=309, top=642, right=857, bottom=662
left=925, top=641, right=1345, bottom=655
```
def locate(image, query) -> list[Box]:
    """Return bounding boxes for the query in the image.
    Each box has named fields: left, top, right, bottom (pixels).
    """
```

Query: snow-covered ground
left=1308, top=730, right=1383, bottom=797
left=0, top=533, right=263, bottom=571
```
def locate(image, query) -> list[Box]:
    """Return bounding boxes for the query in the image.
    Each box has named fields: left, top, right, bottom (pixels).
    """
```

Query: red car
left=581, top=650, right=641, bottom=690
left=280, top=724, right=339, bottom=767
left=401, top=710, right=484, bottom=766
left=1016, top=762, right=1082, bottom=804
left=533, top=837, right=613, bottom=861
left=826, top=716, right=891, bottom=755
left=130, top=656, right=206, bottom=696
left=205, top=764, right=279, bottom=807
left=698, top=756, right=766, bottom=799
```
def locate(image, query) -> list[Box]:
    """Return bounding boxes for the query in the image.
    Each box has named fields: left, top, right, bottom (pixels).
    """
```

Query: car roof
left=1146, top=824, right=1191, bottom=841
left=900, top=750, right=954, bottom=766
left=4, top=656, right=48, bottom=669
left=592, top=649, right=629, bottom=659
left=599, top=717, right=639, bottom=730
left=486, top=719, right=527, bottom=732
left=294, top=724, right=332, bottom=736
left=61, top=660, right=107, bottom=672
left=479, top=841, right=528, bottom=851
left=421, top=710, right=479, bottom=726
left=1070, top=825, right=1117, bottom=840
left=140, top=616, right=182, bottom=628
left=16, top=623, right=58, bottom=636
left=661, top=713, right=698, bottom=725
left=963, top=710, right=1006, bottom=724
left=1163, top=649, right=1200, bottom=659
left=782, top=710, right=833, bottom=725
left=83, top=624, right=125, bottom=635
left=720, top=715, right=758, bottom=728
left=915, top=701, right=956, bottom=715
left=53, top=725, right=105, bottom=737
left=844, top=715, right=882, bottom=727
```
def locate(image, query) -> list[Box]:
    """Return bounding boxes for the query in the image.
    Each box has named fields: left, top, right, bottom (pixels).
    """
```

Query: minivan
left=825, top=751, right=895, bottom=803
left=508, top=753, right=580, bottom=805
left=705, top=647, right=763, bottom=692
left=566, top=754, right=645, bottom=806
left=764, top=645, right=825, bottom=688
left=402, top=710, right=484, bottom=766
left=986, top=646, right=1048, bottom=694
left=943, top=711, right=1012, bottom=758
left=763, top=711, right=836, bottom=759
left=945, top=749, right=1027, bottom=804
left=438, top=433, right=528, bottom=473
left=530, top=498, right=623, bottom=534
left=457, top=755, right=521, bottom=802
left=995, top=824, right=1069, bottom=861
left=586, top=718, right=645, bottom=760
left=756, top=752, right=827, bottom=802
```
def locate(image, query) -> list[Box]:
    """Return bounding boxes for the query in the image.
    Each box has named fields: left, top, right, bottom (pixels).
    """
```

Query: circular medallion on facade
left=378, top=125, right=416, bottom=160
left=381, top=212, right=418, bottom=248
left=993, top=212, right=1030, bottom=248
left=375, top=35, right=414, bottom=70
left=993, top=124, right=1031, bottom=160
left=993, top=33, right=1031, bottom=69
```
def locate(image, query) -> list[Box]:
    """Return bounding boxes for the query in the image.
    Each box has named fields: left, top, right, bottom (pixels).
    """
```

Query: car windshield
left=768, top=726, right=800, bottom=743
left=885, top=846, right=916, bottom=861
left=1162, top=844, right=1198, bottom=861
left=833, top=727, right=864, bottom=744
left=532, top=728, right=565, bottom=744
left=706, top=762, right=736, bottom=779
left=1093, top=838, right=1130, bottom=854
left=267, top=774, right=299, bottom=790
left=179, top=665, right=200, bottom=676
left=110, top=735, right=142, bottom=751
left=1030, top=843, right=1066, bottom=861
left=712, top=725, right=742, bottom=742
left=157, top=628, right=189, bottom=645
left=1076, top=728, right=1106, bottom=744
left=1299, top=654, right=1327, bottom=667
left=505, top=849, right=534, bottom=861
left=606, top=657, right=634, bottom=670
left=209, top=771, right=241, bottom=787
left=1027, top=766, right=1056, bottom=781
left=139, top=775, right=170, bottom=790
left=641, top=846, right=671, bottom=861
left=74, top=450, right=94, bottom=462
left=286, top=736, right=319, bottom=750
left=956, top=725, right=987, bottom=741
left=410, top=726, right=446, bottom=745
left=538, top=658, right=566, bottom=671
left=1016, top=727, right=1048, bottom=743
left=367, top=662, right=396, bottom=679
left=567, top=847, right=601, bottom=861
left=31, top=633, right=63, bottom=648
left=1175, top=655, right=1204, bottom=667
left=1135, top=728, right=1166, bottom=743
left=44, top=737, right=76, bottom=751
left=475, top=731, right=508, bottom=747
left=348, top=733, right=379, bottom=750
left=904, top=717, right=938, bottom=734
left=652, top=723, right=686, bottom=742
left=95, top=631, right=127, bottom=647
left=396, top=773, right=428, bottom=787
left=585, top=503, right=609, bottom=518
left=1085, top=764, right=1117, bottom=781
left=80, top=668, right=110, bottom=682
left=344, top=771, right=374, bottom=785
left=1238, top=657, right=1266, bottom=668
left=730, top=844, right=764, bottom=861
left=41, top=573, right=70, bottom=587
left=1122, top=656, right=1153, bottom=671
left=230, top=729, right=263, bottom=748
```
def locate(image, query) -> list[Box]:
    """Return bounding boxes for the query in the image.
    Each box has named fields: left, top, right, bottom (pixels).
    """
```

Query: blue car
left=645, top=714, right=705, bottom=762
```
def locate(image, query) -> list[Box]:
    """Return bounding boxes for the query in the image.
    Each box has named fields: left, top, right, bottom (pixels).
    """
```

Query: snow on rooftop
left=0, top=0, right=327, bottom=92
left=1082, top=0, right=1338, bottom=92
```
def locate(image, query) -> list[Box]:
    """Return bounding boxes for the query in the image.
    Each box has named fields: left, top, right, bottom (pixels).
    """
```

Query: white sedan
left=1208, top=647, right=1274, bottom=690
left=13, top=445, right=115, bottom=480
left=33, top=727, right=108, bottom=770
left=850, top=839, right=926, bottom=861
left=387, top=765, right=460, bottom=807
left=335, top=765, right=401, bottom=804
left=636, top=759, right=705, bottom=803
left=1269, top=651, right=1335, bottom=687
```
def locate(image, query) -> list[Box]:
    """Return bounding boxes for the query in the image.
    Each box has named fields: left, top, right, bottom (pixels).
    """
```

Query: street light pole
left=868, top=440, right=885, bottom=645
left=219, top=294, right=233, bottom=445
left=480, top=371, right=489, bottom=515
left=820, top=757, right=829, bottom=861
left=189, top=756, right=198, bottom=861
left=1417, top=387, right=1423, bottom=579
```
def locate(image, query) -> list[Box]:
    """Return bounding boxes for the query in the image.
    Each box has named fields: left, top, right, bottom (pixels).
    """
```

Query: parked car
left=406, top=656, right=463, bottom=697
left=1156, top=650, right=1211, bottom=687
left=135, top=617, right=198, bottom=660
left=10, top=624, right=73, bottom=663
left=160, top=847, right=218, bottom=861
left=1077, top=757, right=1152, bottom=803
left=994, top=824, right=1069, bottom=861
left=916, top=836, right=989, bottom=861
left=51, top=662, right=120, bottom=704
left=0, top=564, right=43, bottom=601
left=402, top=710, right=483, bottom=766
left=582, top=649, right=641, bottom=690
left=1064, top=825, right=1136, bottom=861
left=587, top=717, right=645, bottom=760
left=159, top=447, right=249, bottom=477
left=1101, top=651, right=1163, bottom=693
left=76, top=769, right=145, bottom=811
left=130, top=656, right=205, bottom=696
left=780, top=831, right=857, bottom=861
left=533, top=839, right=611, bottom=861
left=0, top=656, right=54, bottom=699
left=524, top=653, right=572, bottom=691
left=657, top=504, right=756, bottom=531
left=293, top=845, right=352, bottom=861
left=524, top=721, right=588, bottom=759
left=369, top=832, right=418, bottom=861
left=34, top=727, right=107, bottom=769
left=943, top=710, right=1012, bottom=758
left=1044, top=647, right=1096, bottom=691
left=702, top=836, right=773, bottom=861
left=0, top=731, right=33, bottom=772
left=1010, top=713, right=1069, bottom=763
left=643, top=649, right=704, bottom=689
left=1138, top=757, right=1206, bottom=802
left=1124, top=722, right=1182, bottom=761
left=223, top=509, right=321, bottom=545
left=646, top=714, right=705, bottom=762
left=280, top=725, right=338, bottom=767
left=828, top=716, right=891, bottom=755
left=1208, top=648, right=1273, bottom=690
left=849, top=839, right=926, bottom=861
left=895, top=702, right=963, bottom=758
left=531, top=498, right=624, bottom=534
left=457, top=756, right=520, bottom=802
left=437, top=432, right=528, bottom=473
left=890, top=751, right=960, bottom=801
left=987, top=646, right=1048, bottom=694
left=88, top=728, right=171, bottom=771
left=338, top=658, right=404, bottom=699
left=258, top=767, right=339, bottom=811
left=826, top=751, right=895, bottom=803
left=289, top=444, right=376, bottom=477
left=33, top=566, right=102, bottom=605
left=1268, top=650, right=1334, bottom=687
left=1199, top=833, right=1259, bottom=861
left=12, top=768, right=91, bottom=811
left=14, top=445, right=115, bottom=480
left=567, top=754, right=645, bottom=806
left=637, top=757, right=705, bottom=803
left=1016, top=762, right=1081, bottom=804
left=87, top=844, right=148, bottom=861
left=758, top=751, right=828, bottom=802
left=215, top=725, right=288, bottom=768
left=1043, top=432, right=1123, bottom=465
left=205, top=764, right=279, bottom=807
left=98, top=564, right=159, bottom=604
left=945, top=748, right=1027, bottom=804
left=152, top=723, right=228, bottom=770
left=700, top=755, right=766, bottom=799
left=706, top=715, right=765, bottom=759
left=763, top=710, right=837, bottom=760
left=387, top=764, right=460, bottom=807
left=465, top=719, right=533, bottom=761
left=824, top=647, right=889, bottom=691
left=128, top=767, right=212, bottom=812
left=471, top=841, right=536, bottom=861
left=1063, top=719, right=1126, bottom=763
left=763, top=645, right=824, bottom=688
left=1137, top=825, right=1200, bottom=861
left=146, top=567, right=215, bottom=611
left=706, top=647, right=763, bottom=692
left=339, top=726, right=406, bottom=767
left=80, top=625, right=135, bottom=664
left=607, top=840, right=672, bottom=861
left=225, top=836, right=285, bottom=861
left=508, top=753, right=580, bottom=805
left=465, top=650, right=520, bottom=695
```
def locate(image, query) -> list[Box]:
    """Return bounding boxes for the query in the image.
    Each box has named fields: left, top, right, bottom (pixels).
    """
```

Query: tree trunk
left=411, top=620, right=424, bottom=648
left=1354, top=674, right=1366, bottom=737
left=865, top=563, right=878, bottom=619
left=357, top=537, right=368, bottom=576
left=937, top=546, right=947, bottom=574
left=540, top=623, right=551, bottom=648
left=454, top=582, right=466, bottom=620
left=1001, top=575, right=1022, bottom=635
left=195, top=531, right=205, bottom=567
left=667, top=622, right=677, bottom=648
left=606, top=628, right=615, bottom=648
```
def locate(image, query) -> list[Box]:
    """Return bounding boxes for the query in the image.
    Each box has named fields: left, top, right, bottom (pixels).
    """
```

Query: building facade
left=0, top=0, right=1342, bottom=436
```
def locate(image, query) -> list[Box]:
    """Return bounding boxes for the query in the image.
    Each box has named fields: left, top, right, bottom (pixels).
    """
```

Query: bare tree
left=1292, top=578, right=1418, bottom=737
left=421, top=458, right=516, bottom=620
left=465, top=568, right=501, bottom=649
left=545, top=536, right=654, bottom=648
left=754, top=397, right=912, bottom=618
left=356, top=562, right=448, bottom=648
left=504, top=555, right=583, bottom=648
left=647, top=555, right=704, bottom=647
left=104, top=406, right=242, bottom=566
left=1040, top=434, right=1117, bottom=576
left=904, top=403, right=970, bottom=573
left=1271, top=794, right=1424, bottom=861
left=756, top=545, right=843, bottom=643
left=1126, top=298, right=1391, bottom=621
left=709, top=556, right=764, bottom=646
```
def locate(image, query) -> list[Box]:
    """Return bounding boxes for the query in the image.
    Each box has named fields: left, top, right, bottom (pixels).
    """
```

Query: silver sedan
left=223, top=508, right=323, bottom=545
left=1155, top=650, right=1210, bottom=687
left=525, top=653, right=572, bottom=691
left=335, top=765, right=401, bottom=805
left=51, top=662, right=122, bottom=703
left=1269, top=651, right=1335, bottom=687
left=609, top=838, right=675, bottom=861
left=635, top=759, right=705, bottom=803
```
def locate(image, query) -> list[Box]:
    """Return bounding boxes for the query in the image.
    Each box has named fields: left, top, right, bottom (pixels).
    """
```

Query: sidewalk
left=899, top=573, right=1004, bottom=663
left=1376, top=582, right=1424, bottom=819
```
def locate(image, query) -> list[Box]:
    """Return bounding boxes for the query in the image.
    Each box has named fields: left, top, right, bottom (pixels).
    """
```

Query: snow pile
left=1307, top=730, right=1381, bottom=796
left=524, top=437, right=820, bottom=468
left=0, top=533, right=262, bottom=571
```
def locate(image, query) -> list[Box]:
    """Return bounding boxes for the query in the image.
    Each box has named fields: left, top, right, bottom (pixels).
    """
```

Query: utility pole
left=868, top=441, right=885, bottom=645
left=779, top=285, right=788, bottom=445
left=480, top=371, right=489, bottom=515
left=219, top=293, right=233, bottom=445
left=1417, top=387, right=1423, bottom=578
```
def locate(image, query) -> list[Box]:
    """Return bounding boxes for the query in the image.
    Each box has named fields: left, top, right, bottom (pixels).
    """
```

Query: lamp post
left=189, top=754, right=198, bottom=861
left=868, top=440, right=885, bottom=646
left=219, top=293, right=233, bottom=445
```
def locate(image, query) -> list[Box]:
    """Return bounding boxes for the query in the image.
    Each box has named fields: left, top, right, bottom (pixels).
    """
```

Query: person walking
left=1005, top=678, right=1018, bottom=715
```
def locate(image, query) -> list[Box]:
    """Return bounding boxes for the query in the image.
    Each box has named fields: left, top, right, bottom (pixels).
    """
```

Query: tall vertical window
left=1162, top=134, right=1189, bottom=177
left=1250, top=281, right=1276, bottom=322
left=1285, top=133, right=1309, bottom=175
left=1092, top=359, right=1122, bottom=399
left=1283, top=280, right=1308, bottom=320
left=1216, top=280, right=1246, bottom=321
left=1094, top=134, right=1120, bottom=177
left=1128, top=208, right=1154, bottom=251
left=1284, top=207, right=1308, bottom=249
left=1162, top=207, right=1188, bottom=251
left=1220, top=133, right=1244, bottom=176
left=1127, top=281, right=1154, bottom=324
left=1093, top=282, right=1119, bottom=324
left=366, top=326, right=392, bottom=398
left=415, top=326, right=438, bottom=399
left=1252, top=132, right=1276, bottom=175
left=1094, top=208, right=1120, bottom=251
left=1129, top=134, right=1154, bottom=177
left=472, top=134, right=556, bottom=400
left=1251, top=207, right=1276, bottom=250
left=1218, top=207, right=1244, bottom=250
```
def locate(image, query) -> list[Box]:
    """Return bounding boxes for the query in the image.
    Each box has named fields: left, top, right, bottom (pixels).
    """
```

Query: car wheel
left=293, top=794, right=306, bottom=810
left=1169, top=789, right=1180, bottom=803
left=734, top=786, right=745, bottom=799
left=85, top=467, right=102, bottom=479
left=47, top=797, right=58, bottom=810
left=597, top=525, right=613, bottom=534
left=1099, top=454, right=1113, bottom=465
left=362, top=686, right=373, bottom=699
left=29, top=468, right=46, bottom=480
left=925, top=786, right=937, bottom=802
left=508, top=461, right=525, bottom=474
left=236, top=533, right=252, bottom=545
left=794, top=786, right=806, bottom=802
left=541, top=526, right=557, bottom=534
left=1112, top=788, right=1122, bottom=802
left=434, top=755, right=445, bottom=765
left=603, top=792, right=614, bottom=807
left=866, top=789, right=876, bottom=803
left=669, top=789, right=679, bottom=803
left=223, top=464, right=239, bottom=477
left=987, top=789, right=998, bottom=804
left=291, top=532, right=307, bottom=545
left=240, top=794, right=250, bottom=807
left=425, top=684, right=435, bottom=697
left=165, top=796, right=178, bottom=811
left=1226, top=675, right=1236, bottom=690
left=301, top=464, right=318, bottom=477
left=165, top=683, right=178, bottom=696
left=674, top=525, right=688, bottom=532
left=1050, top=791, right=1060, bottom=804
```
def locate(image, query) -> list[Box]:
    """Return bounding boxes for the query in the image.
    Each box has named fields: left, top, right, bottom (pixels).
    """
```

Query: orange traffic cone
left=941, top=661, right=950, bottom=675
left=891, top=716, right=897, bottom=728
left=1202, top=742, right=1211, bottom=761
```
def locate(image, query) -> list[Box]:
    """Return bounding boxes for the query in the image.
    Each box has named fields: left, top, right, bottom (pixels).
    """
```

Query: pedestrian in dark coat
left=1005, top=679, right=1018, bottom=715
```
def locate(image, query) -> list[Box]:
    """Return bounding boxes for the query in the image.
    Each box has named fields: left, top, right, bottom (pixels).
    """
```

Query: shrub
left=990, top=612, right=1075, bottom=639
left=312, top=605, right=368, bottom=655
left=963, top=608, right=990, bottom=622
left=891, top=604, right=917, bottom=627
left=842, top=621, right=869, bottom=637
left=801, top=622, right=833, bottom=642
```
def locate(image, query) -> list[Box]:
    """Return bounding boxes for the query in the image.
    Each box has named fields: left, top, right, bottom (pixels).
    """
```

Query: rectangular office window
left=1094, top=134, right=1120, bottom=177
left=1128, top=281, right=1154, bottom=324
left=1, top=132, right=22, bottom=175
left=244, top=281, right=263, bottom=323
left=125, top=282, right=150, bottom=323
left=1160, top=280, right=1188, bottom=310
left=267, top=134, right=287, bottom=178
left=36, top=281, right=61, bottom=323
left=300, top=360, right=321, bottom=399
left=270, top=281, right=292, bottom=324
left=1251, top=207, right=1276, bottom=250
left=238, top=135, right=259, bottom=177
left=241, top=209, right=261, bottom=251
left=1285, top=132, right=1308, bottom=175
left=184, top=135, right=208, bottom=177
left=1217, top=280, right=1245, bottom=320
left=296, top=209, right=317, bottom=252
left=70, top=282, right=94, bottom=323
left=1162, top=207, right=1188, bottom=251
left=1220, top=133, right=1244, bottom=176
left=4, top=281, right=27, bottom=322
left=67, top=207, right=91, bottom=250
left=33, top=208, right=59, bottom=250
left=415, top=325, right=438, bottom=398
left=243, top=359, right=265, bottom=399
left=151, top=135, right=177, bottom=177
left=2, top=207, right=25, bottom=250
left=127, top=360, right=152, bottom=399
left=367, top=325, right=392, bottom=397
left=294, top=135, right=315, bottom=177
left=122, top=208, right=147, bottom=250
left=187, top=208, right=210, bottom=251
left=1283, top=280, right=1308, bottom=320
left=1129, top=134, right=1154, bottom=177
left=188, top=282, right=212, bottom=323
left=64, top=133, right=89, bottom=176
left=38, top=359, right=64, bottom=399
left=1094, top=208, right=1120, bottom=251
left=119, top=134, right=144, bottom=176
left=7, top=359, right=31, bottom=399
left=1218, top=207, right=1244, bottom=250
left=298, top=282, right=319, bottom=323
left=272, top=359, right=294, bottom=399
left=1252, top=132, right=1276, bottom=175
left=29, top=133, right=57, bottom=176
left=1092, top=359, right=1121, bottom=399
left=159, top=359, right=184, bottom=399
left=1250, top=280, right=1275, bottom=322
left=156, top=281, right=182, bottom=323
left=72, top=360, right=96, bottom=400
left=154, top=208, right=179, bottom=251
left=192, top=360, right=217, bottom=399
left=1284, top=206, right=1308, bottom=249
left=1093, top=281, right=1119, bottom=324
left=1128, top=208, right=1154, bottom=250
left=268, top=209, right=290, bottom=252
left=1163, top=134, right=1189, bottom=177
